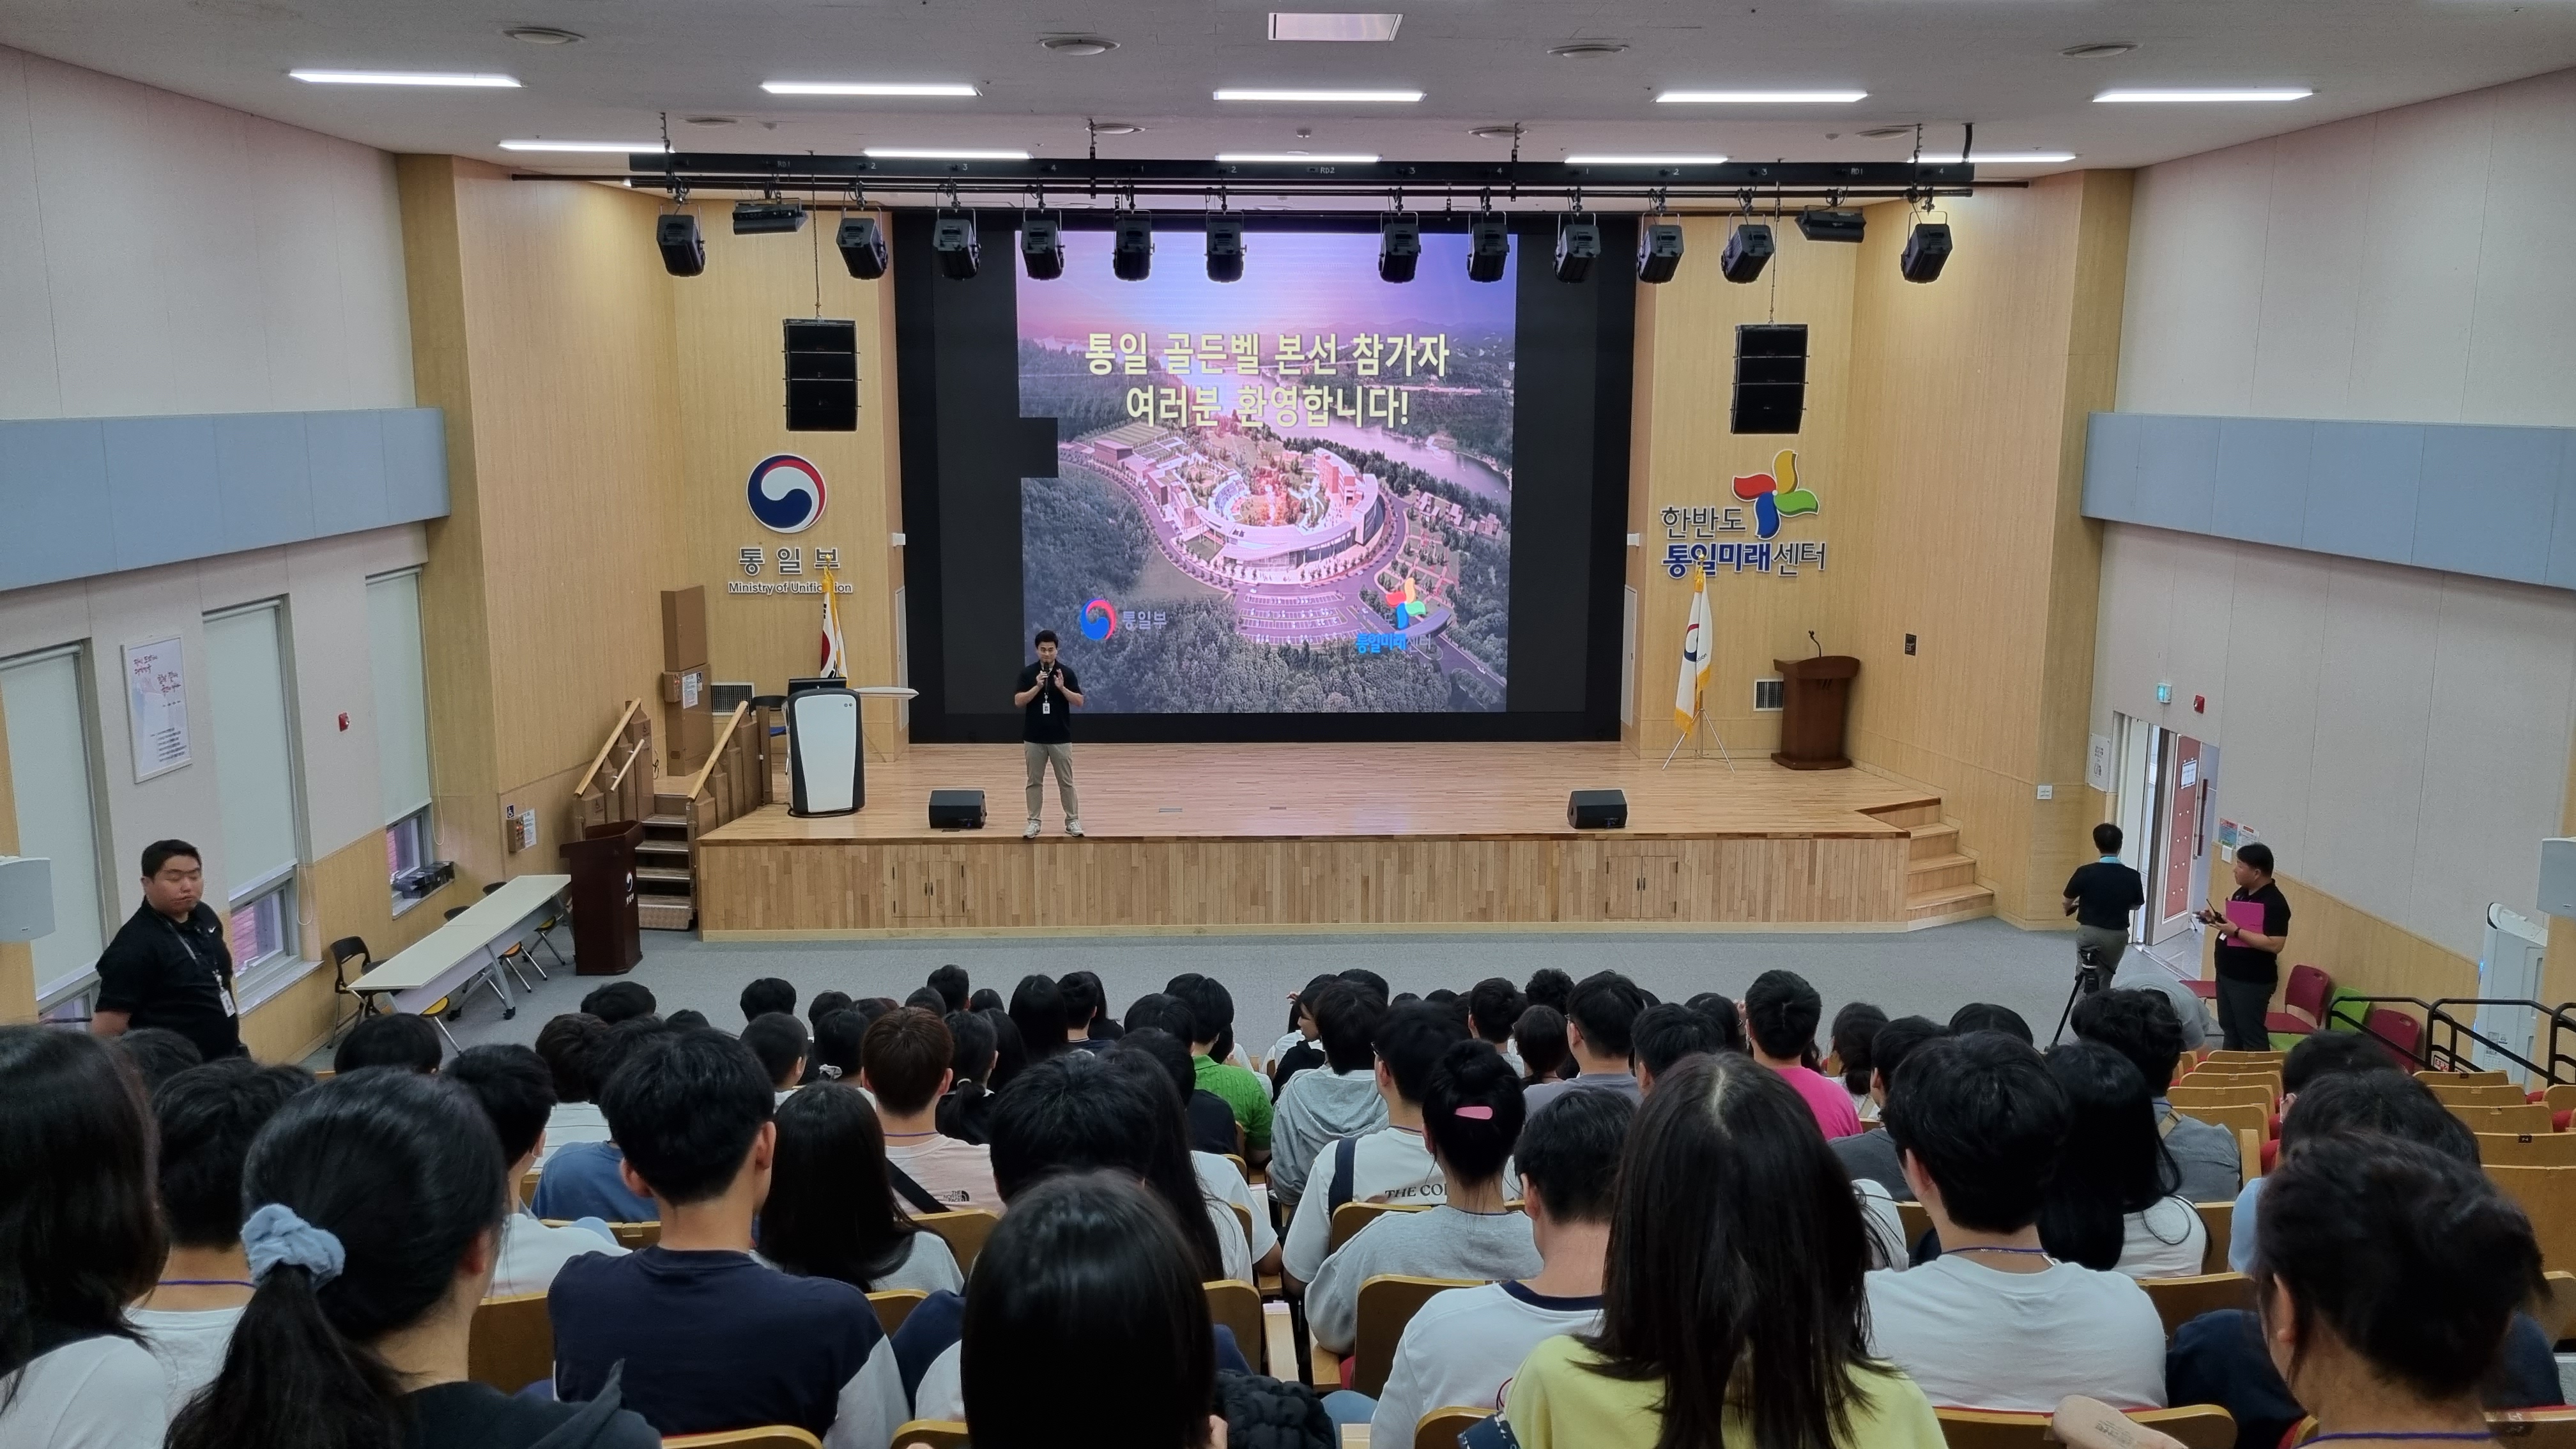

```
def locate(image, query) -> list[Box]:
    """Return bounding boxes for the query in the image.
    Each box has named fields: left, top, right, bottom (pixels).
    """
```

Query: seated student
left=1830, top=1002, right=1888, bottom=1124
left=2223, top=1032, right=2403, bottom=1272
left=1523, top=971, right=1646, bottom=1112
left=1101, top=1050, right=1260, bottom=1282
left=1630, top=1001, right=1724, bottom=1095
left=533, top=1013, right=612, bottom=1163
left=1865, top=1032, right=2166, bottom=1410
left=1266, top=974, right=1342, bottom=1091
left=109, top=1025, right=203, bottom=1093
left=664, top=1009, right=711, bottom=1031
left=927, top=965, right=970, bottom=1015
left=806, top=989, right=854, bottom=1043
left=741, top=976, right=797, bottom=1024
left=1169, top=975, right=1275, bottom=1162
left=936, top=1009, right=1000, bottom=1145
left=1467, top=977, right=1526, bottom=1063
left=1947, top=1002, right=2034, bottom=1042
left=1282, top=1004, right=1473, bottom=1289
left=861, top=1008, right=1003, bottom=1213
left=443, top=1045, right=625, bottom=1297
left=1685, top=992, right=1749, bottom=1054
left=133, top=1058, right=317, bottom=1416
left=1367, top=1090, right=1632, bottom=1445
left=1497, top=1054, right=1945, bottom=1449
left=1131, top=993, right=1254, bottom=1156
left=170, top=1070, right=657, bottom=1449
left=581, top=980, right=657, bottom=1025
left=1831, top=1016, right=1947, bottom=1200
left=550, top=1030, right=906, bottom=1449
left=331, top=1011, right=443, bottom=1075
left=2071, top=988, right=2241, bottom=1201
left=1307, top=1040, right=1541, bottom=1354
left=968, top=986, right=1005, bottom=1013
left=1524, top=967, right=1572, bottom=1015
left=0, top=1029, right=171, bottom=1449
left=761, top=1084, right=963, bottom=1294
left=1743, top=970, right=1863, bottom=1138
left=1119, top=1029, right=1282, bottom=1280
left=1060, top=970, right=1121, bottom=1048
left=2171, top=1107, right=2556, bottom=1449
left=809, top=1008, right=866, bottom=1084
left=1269, top=982, right=1392, bottom=1207
left=903, top=986, right=948, bottom=1015
left=1006, top=974, right=1073, bottom=1064
left=979, top=1004, right=1029, bottom=1091
left=954, top=1174, right=1228, bottom=1449
left=2036, top=1042, right=2204, bottom=1278
left=531, top=1016, right=670, bottom=1223
left=743, top=1011, right=810, bottom=1103
left=1511, top=1004, right=1570, bottom=1087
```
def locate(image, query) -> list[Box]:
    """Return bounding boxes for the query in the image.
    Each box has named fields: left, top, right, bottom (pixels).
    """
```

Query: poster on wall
left=121, top=636, right=190, bottom=782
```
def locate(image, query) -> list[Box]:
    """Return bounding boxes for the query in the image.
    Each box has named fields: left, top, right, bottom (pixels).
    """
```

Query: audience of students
left=861, top=1007, right=1003, bottom=1212
left=1830, top=1000, right=1888, bottom=1124
left=1523, top=970, right=1646, bottom=1112
left=1630, top=1000, right=1724, bottom=1095
left=1947, top=1002, right=2034, bottom=1042
left=1268, top=981, right=1392, bottom=1206
left=581, top=980, right=657, bottom=1025
left=739, top=976, right=796, bottom=1023
left=1523, top=968, right=1573, bottom=1014
left=2223, top=1032, right=2405, bottom=1272
left=742, top=1010, right=810, bottom=1097
left=109, top=1025, right=204, bottom=1092
left=1006, top=973, right=1073, bottom=1064
left=332, top=1010, right=445, bottom=1076
left=442, top=1044, right=627, bottom=1298
left=926, top=965, right=971, bottom=1015
left=1831, top=1015, right=1947, bottom=1200
left=2036, top=1041, right=2206, bottom=1278
left=760, top=1082, right=963, bottom=1294
left=806, top=989, right=854, bottom=1041
left=1264, top=973, right=1338, bottom=1088
left=2071, top=988, right=2242, bottom=1200
left=1281, top=1004, right=1474, bottom=1287
left=1743, top=969, right=1864, bottom=1138
left=531, top=1016, right=669, bottom=1223
left=1117, top=1027, right=1282, bottom=1279
left=937, top=1008, right=1001, bottom=1144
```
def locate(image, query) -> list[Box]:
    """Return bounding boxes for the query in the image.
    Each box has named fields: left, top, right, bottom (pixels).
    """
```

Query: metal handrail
left=2321, top=993, right=2576, bottom=1086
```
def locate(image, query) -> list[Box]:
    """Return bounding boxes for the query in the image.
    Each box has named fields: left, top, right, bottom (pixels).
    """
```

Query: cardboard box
left=661, top=587, right=707, bottom=675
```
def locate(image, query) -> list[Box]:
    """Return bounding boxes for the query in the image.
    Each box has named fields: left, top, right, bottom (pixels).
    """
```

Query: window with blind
left=0, top=647, right=110, bottom=1006
left=204, top=602, right=302, bottom=969
left=366, top=571, right=434, bottom=898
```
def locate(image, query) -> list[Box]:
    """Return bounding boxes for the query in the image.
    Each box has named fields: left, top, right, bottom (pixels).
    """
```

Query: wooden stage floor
left=698, top=742, right=1979, bottom=937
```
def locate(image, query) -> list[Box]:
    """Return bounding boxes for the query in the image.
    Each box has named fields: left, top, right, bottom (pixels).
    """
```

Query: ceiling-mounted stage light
left=1552, top=214, right=1601, bottom=282
left=1113, top=213, right=1154, bottom=281
left=1021, top=215, right=1065, bottom=280
left=836, top=215, right=888, bottom=279
left=1206, top=215, right=1246, bottom=282
left=1378, top=215, right=1421, bottom=282
left=1796, top=208, right=1866, bottom=243
left=1466, top=213, right=1510, bottom=282
left=931, top=213, right=980, bottom=279
left=656, top=213, right=705, bottom=277
left=1719, top=223, right=1772, bottom=283
left=1636, top=221, right=1683, bottom=284
left=733, top=201, right=807, bottom=235
left=1899, top=220, right=1952, bottom=282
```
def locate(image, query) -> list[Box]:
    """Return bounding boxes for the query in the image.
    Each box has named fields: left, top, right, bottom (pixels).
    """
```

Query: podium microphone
left=1808, top=631, right=1823, bottom=658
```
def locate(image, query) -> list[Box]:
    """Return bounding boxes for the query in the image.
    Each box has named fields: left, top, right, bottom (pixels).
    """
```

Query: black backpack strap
left=1327, top=1134, right=1359, bottom=1216
left=887, top=1161, right=947, bottom=1216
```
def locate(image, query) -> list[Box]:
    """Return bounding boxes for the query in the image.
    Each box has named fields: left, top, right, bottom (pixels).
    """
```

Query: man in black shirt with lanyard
left=2062, top=822, right=2147, bottom=976
left=89, top=838, right=244, bottom=1061
left=1012, top=629, right=1085, bottom=840
left=2198, top=840, right=2292, bottom=1051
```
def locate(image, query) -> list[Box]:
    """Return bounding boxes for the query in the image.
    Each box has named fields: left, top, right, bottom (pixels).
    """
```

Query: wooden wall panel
left=240, top=830, right=465, bottom=1062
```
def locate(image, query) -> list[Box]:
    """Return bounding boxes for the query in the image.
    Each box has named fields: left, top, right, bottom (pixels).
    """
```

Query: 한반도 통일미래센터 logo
left=747, top=454, right=827, bottom=534
left=1383, top=575, right=1428, bottom=627
left=1080, top=597, right=1120, bottom=641
left=1732, top=450, right=1819, bottom=540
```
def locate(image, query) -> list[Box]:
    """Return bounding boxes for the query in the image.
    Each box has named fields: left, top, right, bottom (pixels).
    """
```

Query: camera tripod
left=2050, top=942, right=2112, bottom=1046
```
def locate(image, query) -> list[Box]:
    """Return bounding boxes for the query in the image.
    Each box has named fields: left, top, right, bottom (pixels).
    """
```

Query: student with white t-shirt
left=445, top=1045, right=629, bottom=1300
left=1865, top=1032, right=2166, bottom=1411
left=759, top=1084, right=963, bottom=1295
left=1282, top=1004, right=1474, bottom=1289
left=2035, top=1041, right=2207, bottom=1278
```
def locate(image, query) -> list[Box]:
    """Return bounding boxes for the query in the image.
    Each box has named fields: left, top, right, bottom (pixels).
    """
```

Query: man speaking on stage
left=1014, top=629, right=1085, bottom=839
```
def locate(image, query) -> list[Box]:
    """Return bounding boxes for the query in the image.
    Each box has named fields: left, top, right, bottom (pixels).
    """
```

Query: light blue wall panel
left=0, top=422, right=116, bottom=586
left=2412, top=426, right=2562, bottom=585
left=2209, top=417, right=2311, bottom=551
left=304, top=410, right=391, bottom=538
left=2130, top=415, right=2220, bottom=535
left=2301, top=423, right=2425, bottom=567
left=213, top=412, right=314, bottom=554
left=379, top=410, right=448, bottom=523
left=103, top=415, right=225, bottom=572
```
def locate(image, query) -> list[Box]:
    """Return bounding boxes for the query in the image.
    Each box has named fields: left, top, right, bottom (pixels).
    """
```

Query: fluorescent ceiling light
left=1966, top=151, right=2078, bottom=164
left=2095, top=88, right=2311, bottom=103
left=1657, top=89, right=1865, bottom=103
left=290, top=69, right=519, bottom=87
left=1216, top=152, right=1381, bottom=163
left=1269, top=12, right=1404, bottom=41
left=862, top=146, right=1031, bottom=159
left=762, top=80, right=979, bottom=96
left=1564, top=153, right=1729, bottom=165
left=500, top=140, right=669, bottom=153
left=1215, top=88, right=1423, bottom=102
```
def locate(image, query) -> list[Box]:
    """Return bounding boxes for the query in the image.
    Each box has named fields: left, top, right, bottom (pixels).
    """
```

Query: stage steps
left=636, top=801, right=695, bottom=931
left=1862, top=800, right=1996, bottom=928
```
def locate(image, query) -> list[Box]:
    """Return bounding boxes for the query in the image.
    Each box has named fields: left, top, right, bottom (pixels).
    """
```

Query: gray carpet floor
left=351, top=917, right=2128, bottom=1062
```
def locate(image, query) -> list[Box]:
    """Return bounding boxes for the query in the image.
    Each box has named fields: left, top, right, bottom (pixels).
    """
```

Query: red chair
left=2361, top=1008, right=2422, bottom=1068
left=2264, top=964, right=2332, bottom=1039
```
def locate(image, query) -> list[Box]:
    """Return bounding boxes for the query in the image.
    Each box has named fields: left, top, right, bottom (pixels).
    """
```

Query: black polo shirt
left=95, top=900, right=242, bottom=1060
left=1018, top=662, right=1078, bottom=745
left=2213, top=880, right=2292, bottom=988
left=2062, top=859, right=2146, bottom=931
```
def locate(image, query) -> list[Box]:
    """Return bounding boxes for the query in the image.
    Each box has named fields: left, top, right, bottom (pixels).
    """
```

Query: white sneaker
left=1066, top=819, right=1085, bottom=838
left=1023, top=819, right=1041, bottom=839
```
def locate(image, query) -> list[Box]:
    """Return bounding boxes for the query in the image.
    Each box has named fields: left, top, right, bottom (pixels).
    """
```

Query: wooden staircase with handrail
left=573, top=700, right=774, bottom=931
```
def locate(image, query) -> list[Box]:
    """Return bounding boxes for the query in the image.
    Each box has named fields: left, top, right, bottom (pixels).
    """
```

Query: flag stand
left=1662, top=703, right=1736, bottom=770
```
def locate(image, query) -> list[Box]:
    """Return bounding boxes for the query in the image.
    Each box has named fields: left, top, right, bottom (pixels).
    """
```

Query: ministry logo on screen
left=747, top=454, right=827, bottom=534
left=1081, top=597, right=1121, bottom=641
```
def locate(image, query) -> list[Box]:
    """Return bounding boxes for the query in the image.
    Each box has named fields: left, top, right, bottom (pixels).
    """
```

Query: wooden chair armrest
left=1262, top=1302, right=1297, bottom=1380
left=1310, top=1340, right=1344, bottom=1392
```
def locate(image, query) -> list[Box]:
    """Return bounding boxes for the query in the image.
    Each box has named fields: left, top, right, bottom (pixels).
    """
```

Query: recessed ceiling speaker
left=1899, top=221, right=1953, bottom=282
left=656, top=213, right=705, bottom=277
left=1378, top=215, right=1421, bottom=282
left=1795, top=208, right=1866, bottom=243
left=1719, top=223, right=1772, bottom=283
left=1466, top=213, right=1510, bottom=282
left=835, top=214, right=887, bottom=279
left=1552, top=214, right=1601, bottom=282
left=1112, top=213, right=1154, bottom=281
left=784, top=318, right=858, bottom=432
left=1636, top=221, right=1683, bottom=284
left=1732, top=323, right=1808, bottom=435
left=931, top=213, right=980, bottom=280
left=1206, top=215, right=1245, bottom=282
left=733, top=201, right=806, bottom=235
left=1021, top=214, right=1065, bottom=280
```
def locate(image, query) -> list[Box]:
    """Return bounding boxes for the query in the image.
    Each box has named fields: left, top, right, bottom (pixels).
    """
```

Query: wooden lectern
left=560, top=821, right=642, bottom=976
left=1772, top=656, right=1859, bottom=770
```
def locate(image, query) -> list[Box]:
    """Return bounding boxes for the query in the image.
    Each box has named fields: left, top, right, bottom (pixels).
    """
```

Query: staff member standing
left=1013, top=629, right=1084, bottom=840
left=2062, top=822, right=2147, bottom=975
left=89, top=839, right=243, bottom=1061
left=2199, top=841, right=2292, bottom=1051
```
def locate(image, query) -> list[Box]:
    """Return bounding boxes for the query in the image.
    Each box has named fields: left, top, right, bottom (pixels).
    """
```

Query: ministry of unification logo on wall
left=747, top=454, right=827, bottom=534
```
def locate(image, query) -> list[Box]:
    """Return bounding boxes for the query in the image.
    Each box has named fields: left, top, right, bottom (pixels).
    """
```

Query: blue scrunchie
left=242, top=1203, right=346, bottom=1289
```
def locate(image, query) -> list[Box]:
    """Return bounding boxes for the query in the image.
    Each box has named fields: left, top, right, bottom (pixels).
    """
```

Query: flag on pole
left=1673, top=573, right=1712, bottom=732
left=819, top=567, right=848, bottom=678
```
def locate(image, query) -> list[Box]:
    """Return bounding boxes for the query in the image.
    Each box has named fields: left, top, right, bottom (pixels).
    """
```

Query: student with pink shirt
left=1743, top=970, right=1864, bottom=1138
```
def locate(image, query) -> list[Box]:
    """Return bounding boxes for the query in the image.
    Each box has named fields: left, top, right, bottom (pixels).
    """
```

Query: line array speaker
left=785, top=318, right=857, bottom=432
left=1731, top=323, right=1807, bottom=436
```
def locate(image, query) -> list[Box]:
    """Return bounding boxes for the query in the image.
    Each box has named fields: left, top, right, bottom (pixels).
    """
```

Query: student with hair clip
left=1307, top=1039, right=1539, bottom=1356
left=1497, top=1053, right=1944, bottom=1449
left=167, top=1069, right=659, bottom=1449
left=809, top=1007, right=867, bottom=1083
left=0, top=1027, right=169, bottom=1449
left=760, top=1084, right=962, bottom=1294
left=1280, top=1004, right=1477, bottom=1289
left=2036, top=1041, right=2203, bottom=1278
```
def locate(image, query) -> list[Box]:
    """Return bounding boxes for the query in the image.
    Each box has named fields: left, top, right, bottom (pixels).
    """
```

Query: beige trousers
left=1024, top=742, right=1078, bottom=823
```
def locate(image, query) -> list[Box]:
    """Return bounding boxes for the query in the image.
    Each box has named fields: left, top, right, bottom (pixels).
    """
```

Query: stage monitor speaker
left=785, top=318, right=858, bottom=432
left=1568, top=789, right=1628, bottom=829
left=786, top=687, right=863, bottom=816
left=929, top=789, right=987, bottom=831
left=1732, top=323, right=1808, bottom=435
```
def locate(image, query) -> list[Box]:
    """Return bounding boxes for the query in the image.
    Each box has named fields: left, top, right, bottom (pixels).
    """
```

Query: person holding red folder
left=2197, top=842, right=2292, bottom=1050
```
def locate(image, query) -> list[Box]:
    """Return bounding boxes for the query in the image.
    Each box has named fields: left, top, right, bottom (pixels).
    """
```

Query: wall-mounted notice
left=121, top=636, right=191, bottom=782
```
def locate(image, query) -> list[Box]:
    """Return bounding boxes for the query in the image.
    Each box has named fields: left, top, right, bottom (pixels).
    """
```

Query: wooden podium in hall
left=1772, top=656, right=1859, bottom=770
left=561, top=822, right=642, bottom=976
